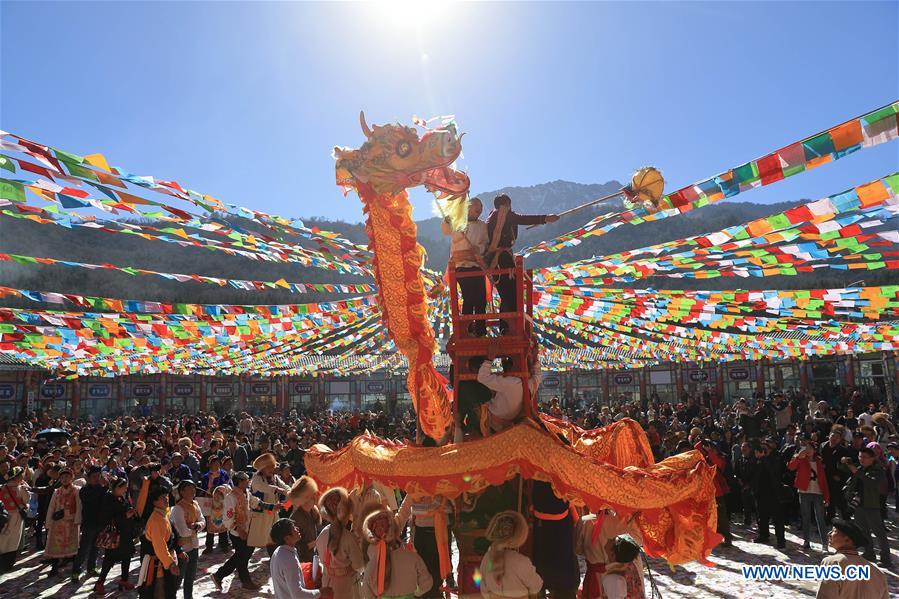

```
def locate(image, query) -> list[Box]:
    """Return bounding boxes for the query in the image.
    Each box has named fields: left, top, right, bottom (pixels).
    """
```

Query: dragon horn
left=360, top=111, right=372, bottom=138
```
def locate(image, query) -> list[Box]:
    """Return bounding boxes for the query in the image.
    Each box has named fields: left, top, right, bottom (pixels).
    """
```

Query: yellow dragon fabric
left=334, top=113, right=469, bottom=441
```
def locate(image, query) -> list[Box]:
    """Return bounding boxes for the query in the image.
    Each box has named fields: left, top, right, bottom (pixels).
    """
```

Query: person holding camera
left=787, top=436, right=829, bottom=551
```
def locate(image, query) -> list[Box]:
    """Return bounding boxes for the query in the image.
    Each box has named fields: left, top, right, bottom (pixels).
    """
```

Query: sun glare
left=373, top=0, right=453, bottom=30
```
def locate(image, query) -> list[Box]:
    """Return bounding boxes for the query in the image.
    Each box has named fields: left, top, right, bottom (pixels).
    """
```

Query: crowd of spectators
left=0, top=383, right=894, bottom=598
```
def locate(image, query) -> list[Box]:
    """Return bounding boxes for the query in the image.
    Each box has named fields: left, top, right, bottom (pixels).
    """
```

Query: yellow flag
left=84, top=153, right=112, bottom=172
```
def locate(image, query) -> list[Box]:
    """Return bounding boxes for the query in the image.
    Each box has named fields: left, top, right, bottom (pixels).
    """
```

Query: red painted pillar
left=845, top=355, right=855, bottom=388
left=799, top=360, right=809, bottom=391
left=715, top=363, right=724, bottom=400
left=22, top=370, right=32, bottom=417
left=756, top=360, right=766, bottom=396
left=675, top=364, right=684, bottom=400
left=639, top=368, right=648, bottom=403
left=199, top=376, right=207, bottom=413
left=118, top=378, right=125, bottom=415
left=279, top=375, right=288, bottom=412
left=71, top=379, right=81, bottom=420
left=158, top=373, right=167, bottom=416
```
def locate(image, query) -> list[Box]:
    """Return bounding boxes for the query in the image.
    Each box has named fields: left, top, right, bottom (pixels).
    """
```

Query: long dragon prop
left=334, top=113, right=469, bottom=441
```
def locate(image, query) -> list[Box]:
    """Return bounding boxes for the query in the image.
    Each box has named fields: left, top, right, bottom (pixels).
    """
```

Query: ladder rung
left=455, top=312, right=527, bottom=321
left=456, top=371, right=530, bottom=381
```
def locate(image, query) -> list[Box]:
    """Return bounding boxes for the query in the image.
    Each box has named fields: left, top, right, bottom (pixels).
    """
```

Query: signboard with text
left=542, top=376, right=561, bottom=388
left=86, top=383, right=111, bottom=399
left=0, top=383, right=17, bottom=401
left=688, top=370, right=710, bottom=383
left=613, top=373, right=634, bottom=386
left=729, top=368, right=750, bottom=381
left=365, top=381, right=386, bottom=393
left=133, top=384, right=154, bottom=398
left=40, top=383, right=67, bottom=400
left=292, top=382, right=314, bottom=395
left=247, top=381, right=275, bottom=396
left=172, top=383, right=195, bottom=396
left=209, top=382, right=237, bottom=397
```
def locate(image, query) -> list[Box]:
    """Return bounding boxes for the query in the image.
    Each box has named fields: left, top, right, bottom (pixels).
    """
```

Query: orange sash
left=376, top=539, right=387, bottom=597
left=421, top=499, right=451, bottom=579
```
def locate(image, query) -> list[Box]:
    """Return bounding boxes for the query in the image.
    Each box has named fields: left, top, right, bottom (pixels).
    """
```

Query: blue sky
left=2, top=1, right=897, bottom=224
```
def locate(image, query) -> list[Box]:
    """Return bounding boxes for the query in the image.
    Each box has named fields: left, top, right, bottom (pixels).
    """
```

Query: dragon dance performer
left=248, top=452, right=291, bottom=556
left=363, top=507, right=433, bottom=599
left=484, top=194, right=558, bottom=334
left=395, top=491, right=453, bottom=599
left=531, top=481, right=580, bottom=599
left=442, top=196, right=489, bottom=336
left=315, top=487, right=364, bottom=599
left=576, top=509, right=646, bottom=599
left=479, top=510, right=543, bottom=598
left=288, top=476, right=322, bottom=563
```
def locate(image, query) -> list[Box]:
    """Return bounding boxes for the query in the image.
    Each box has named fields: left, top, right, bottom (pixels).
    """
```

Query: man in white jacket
left=269, top=518, right=324, bottom=599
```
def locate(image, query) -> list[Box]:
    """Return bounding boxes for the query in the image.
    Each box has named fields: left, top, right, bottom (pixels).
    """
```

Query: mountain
left=1, top=180, right=894, bottom=309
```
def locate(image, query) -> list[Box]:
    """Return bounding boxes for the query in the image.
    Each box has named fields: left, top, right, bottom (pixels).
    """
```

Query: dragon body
left=334, top=113, right=469, bottom=441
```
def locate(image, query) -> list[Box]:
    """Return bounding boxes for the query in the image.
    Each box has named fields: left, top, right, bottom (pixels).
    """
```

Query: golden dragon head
left=334, top=112, right=471, bottom=201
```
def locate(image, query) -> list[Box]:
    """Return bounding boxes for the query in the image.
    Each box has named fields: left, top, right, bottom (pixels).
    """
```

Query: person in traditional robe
left=395, top=493, right=453, bottom=598
left=816, top=518, right=888, bottom=599
left=0, top=467, right=30, bottom=572
left=203, top=484, right=231, bottom=551
left=213, top=471, right=278, bottom=592
left=138, top=487, right=181, bottom=599
left=44, top=467, right=81, bottom=576
left=315, top=487, right=364, bottom=599
left=363, top=507, right=432, bottom=599
left=599, top=535, right=645, bottom=599
left=201, top=455, right=231, bottom=553
left=248, top=452, right=290, bottom=555
left=479, top=510, right=542, bottom=598
left=531, top=481, right=579, bottom=599
left=288, top=475, right=322, bottom=563
left=171, top=480, right=205, bottom=599
left=575, top=509, right=645, bottom=599
left=351, top=480, right=398, bottom=517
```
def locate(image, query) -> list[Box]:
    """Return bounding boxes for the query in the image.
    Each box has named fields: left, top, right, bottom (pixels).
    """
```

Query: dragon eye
left=396, top=140, right=412, bottom=158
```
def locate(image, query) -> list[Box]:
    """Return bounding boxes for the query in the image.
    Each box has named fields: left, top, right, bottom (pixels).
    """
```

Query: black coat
left=103, top=492, right=138, bottom=558
left=530, top=481, right=580, bottom=591
left=79, top=483, right=107, bottom=528
left=752, top=454, right=785, bottom=504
